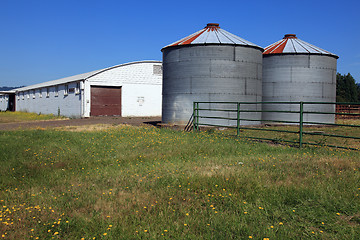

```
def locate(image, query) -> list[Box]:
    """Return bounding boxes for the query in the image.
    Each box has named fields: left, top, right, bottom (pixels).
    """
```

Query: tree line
left=336, top=73, right=360, bottom=102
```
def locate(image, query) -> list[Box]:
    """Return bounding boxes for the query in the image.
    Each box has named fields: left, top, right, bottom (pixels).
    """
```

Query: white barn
left=14, top=61, right=162, bottom=118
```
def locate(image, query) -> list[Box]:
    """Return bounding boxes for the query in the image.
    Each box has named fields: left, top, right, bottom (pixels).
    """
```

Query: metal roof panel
left=264, top=34, right=338, bottom=58
left=162, top=23, right=262, bottom=50
left=14, top=61, right=162, bottom=92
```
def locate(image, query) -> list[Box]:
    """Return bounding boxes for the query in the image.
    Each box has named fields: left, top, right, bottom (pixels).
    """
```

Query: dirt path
left=0, top=116, right=162, bottom=131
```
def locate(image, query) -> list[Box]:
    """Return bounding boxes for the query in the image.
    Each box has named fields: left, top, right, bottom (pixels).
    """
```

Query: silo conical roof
left=162, top=23, right=262, bottom=51
left=263, top=34, right=338, bottom=58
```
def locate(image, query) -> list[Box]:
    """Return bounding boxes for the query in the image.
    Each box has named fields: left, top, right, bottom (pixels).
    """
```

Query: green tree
left=336, top=73, right=359, bottom=102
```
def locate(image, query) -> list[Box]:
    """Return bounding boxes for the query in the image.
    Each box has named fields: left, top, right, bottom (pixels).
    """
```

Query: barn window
left=64, top=85, right=69, bottom=96
left=27, top=92, right=29, bottom=99
left=153, top=65, right=162, bottom=75
left=75, top=82, right=80, bottom=94
left=46, top=87, right=50, bottom=98
left=39, top=89, right=42, bottom=98
left=32, top=90, right=36, bottom=99
left=22, top=92, right=24, bottom=100
left=55, top=86, right=59, bottom=97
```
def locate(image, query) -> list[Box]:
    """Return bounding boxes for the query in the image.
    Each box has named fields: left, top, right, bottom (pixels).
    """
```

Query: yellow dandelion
left=103, top=233, right=107, bottom=235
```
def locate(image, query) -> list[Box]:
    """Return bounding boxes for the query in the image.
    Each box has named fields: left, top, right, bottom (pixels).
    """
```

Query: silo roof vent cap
left=284, top=34, right=297, bottom=39
left=206, top=23, right=220, bottom=28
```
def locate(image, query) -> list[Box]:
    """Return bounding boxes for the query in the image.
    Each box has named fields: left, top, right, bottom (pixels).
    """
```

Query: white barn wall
left=0, top=94, right=9, bottom=111
left=16, top=82, right=82, bottom=117
left=121, top=84, right=162, bottom=116
left=88, top=61, right=162, bottom=117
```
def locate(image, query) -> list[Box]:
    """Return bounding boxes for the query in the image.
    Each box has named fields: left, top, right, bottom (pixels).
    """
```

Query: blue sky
left=1, top=0, right=359, bottom=87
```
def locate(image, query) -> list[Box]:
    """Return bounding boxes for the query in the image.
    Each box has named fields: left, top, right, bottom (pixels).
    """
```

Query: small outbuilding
left=14, top=61, right=162, bottom=118
left=0, top=91, right=16, bottom=112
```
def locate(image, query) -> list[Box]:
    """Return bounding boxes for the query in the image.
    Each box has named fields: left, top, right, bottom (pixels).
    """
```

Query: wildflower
left=164, top=230, right=168, bottom=232
left=279, top=222, right=283, bottom=225
left=54, top=232, right=59, bottom=235
left=103, top=233, right=107, bottom=235
left=336, top=213, right=340, bottom=216
left=249, top=236, right=253, bottom=239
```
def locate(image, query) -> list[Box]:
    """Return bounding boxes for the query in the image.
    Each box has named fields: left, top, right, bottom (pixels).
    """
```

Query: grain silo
left=262, top=34, right=338, bottom=124
left=162, top=23, right=263, bottom=126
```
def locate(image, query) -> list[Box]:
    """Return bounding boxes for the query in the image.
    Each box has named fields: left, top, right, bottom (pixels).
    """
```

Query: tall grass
left=0, top=112, right=66, bottom=123
left=0, top=125, right=359, bottom=239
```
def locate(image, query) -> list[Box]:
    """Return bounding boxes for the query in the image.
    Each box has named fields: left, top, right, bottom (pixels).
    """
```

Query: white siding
left=16, top=82, right=82, bottom=118
left=0, top=94, right=9, bottom=111
left=122, top=84, right=162, bottom=116
left=88, top=62, right=162, bottom=117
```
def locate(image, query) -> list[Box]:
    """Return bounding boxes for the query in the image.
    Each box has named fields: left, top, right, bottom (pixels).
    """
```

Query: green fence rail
left=193, top=101, right=360, bottom=150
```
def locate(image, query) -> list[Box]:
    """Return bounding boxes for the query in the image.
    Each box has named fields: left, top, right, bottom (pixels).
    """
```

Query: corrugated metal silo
left=162, top=23, right=263, bottom=126
left=262, top=34, right=338, bottom=124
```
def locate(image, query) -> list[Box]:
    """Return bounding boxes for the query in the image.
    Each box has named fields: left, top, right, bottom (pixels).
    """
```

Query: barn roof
left=14, top=60, right=162, bottom=92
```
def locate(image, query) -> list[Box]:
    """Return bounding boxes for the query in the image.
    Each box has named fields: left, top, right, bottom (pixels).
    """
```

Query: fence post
left=237, top=102, right=240, bottom=136
left=299, top=101, right=304, bottom=148
left=193, top=102, right=197, bottom=131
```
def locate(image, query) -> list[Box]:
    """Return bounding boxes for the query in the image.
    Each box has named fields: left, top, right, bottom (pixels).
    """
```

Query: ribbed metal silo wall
left=262, top=54, right=337, bottom=124
left=162, top=45, right=262, bottom=126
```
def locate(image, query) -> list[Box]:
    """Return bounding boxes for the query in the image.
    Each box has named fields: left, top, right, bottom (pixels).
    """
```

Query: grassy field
left=0, top=125, right=359, bottom=239
left=0, top=112, right=66, bottom=123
